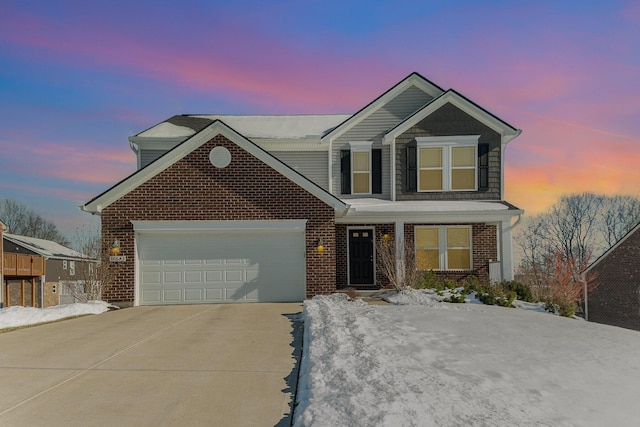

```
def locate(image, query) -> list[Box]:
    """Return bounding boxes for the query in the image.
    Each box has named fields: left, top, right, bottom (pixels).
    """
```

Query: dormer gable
left=321, top=72, right=444, bottom=145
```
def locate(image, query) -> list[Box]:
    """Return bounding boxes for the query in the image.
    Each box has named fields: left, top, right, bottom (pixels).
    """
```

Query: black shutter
left=406, top=145, right=417, bottom=192
left=478, top=143, right=489, bottom=191
left=372, top=149, right=382, bottom=194
left=341, top=149, right=351, bottom=194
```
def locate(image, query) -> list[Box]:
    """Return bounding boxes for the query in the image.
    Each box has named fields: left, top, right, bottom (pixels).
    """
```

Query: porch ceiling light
left=111, top=239, right=121, bottom=256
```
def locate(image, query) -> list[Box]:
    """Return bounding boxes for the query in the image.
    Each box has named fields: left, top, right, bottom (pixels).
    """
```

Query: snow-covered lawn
left=294, top=291, right=640, bottom=427
left=0, top=301, right=113, bottom=329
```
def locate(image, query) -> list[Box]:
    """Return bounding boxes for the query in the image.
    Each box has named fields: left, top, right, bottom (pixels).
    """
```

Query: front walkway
left=0, top=303, right=302, bottom=426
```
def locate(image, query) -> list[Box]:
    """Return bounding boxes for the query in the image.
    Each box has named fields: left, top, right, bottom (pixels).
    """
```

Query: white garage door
left=137, top=225, right=306, bottom=305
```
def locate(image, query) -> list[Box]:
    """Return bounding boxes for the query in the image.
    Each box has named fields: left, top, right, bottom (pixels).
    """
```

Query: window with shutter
left=413, top=136, right=480, bottom=192
left=343, top=142, right=380, bottom=195
left=340, top=150, right=351, bottom=194
left=478, top=143, right=489, bottom=191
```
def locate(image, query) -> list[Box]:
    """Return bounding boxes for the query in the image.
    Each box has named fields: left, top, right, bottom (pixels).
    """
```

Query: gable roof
left=3, top=233, right=88, bottom=260
left=383, top=90, right=521, bottom=144
left=135, top=114, right=350, bottom=140
left=82, top=120, right=348, bottom=214
left=586, top=221, right=640, bottom=273
left=320, top=72, right=444, bottom=144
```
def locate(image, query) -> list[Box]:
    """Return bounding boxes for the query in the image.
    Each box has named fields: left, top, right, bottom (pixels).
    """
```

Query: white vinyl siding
left=332, top=85, right=433, bottom=198
left=270, top=151, right=329, bottom=191
left=140, top=149, right=168, bottom=168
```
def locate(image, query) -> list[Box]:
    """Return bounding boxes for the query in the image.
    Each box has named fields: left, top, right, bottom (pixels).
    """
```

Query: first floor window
left=415, top=226, right=472, bottom=270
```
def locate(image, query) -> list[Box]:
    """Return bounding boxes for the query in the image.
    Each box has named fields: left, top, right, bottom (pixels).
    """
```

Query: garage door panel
left=143, top=271, right=162, bottom=284
left=163, top=290, right=182, bottom=302
left=184, top=271, right=203, bottom=283
left=205, top=288, right=223, bottom=301
left=138, top=229, right=305, bottom=305
left=142, top=289, right=162, bottom=303
left=184, top=288, right=202, bottom=301
left=163, top=271, right=182, bottom=284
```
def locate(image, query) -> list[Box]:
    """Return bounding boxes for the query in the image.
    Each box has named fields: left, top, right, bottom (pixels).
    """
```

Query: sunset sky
left=1, top=0, right=639, bottom=239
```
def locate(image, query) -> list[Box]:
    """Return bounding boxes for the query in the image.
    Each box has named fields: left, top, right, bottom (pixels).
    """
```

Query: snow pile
left=382, top=288, right=483, bottom=306
left=0, top=301, right=113, bottom=329
left=384, top=288, right=547, bottom=312
left=294, top=295, right=640, bottom=426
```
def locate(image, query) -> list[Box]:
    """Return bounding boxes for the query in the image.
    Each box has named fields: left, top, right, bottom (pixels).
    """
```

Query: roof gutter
left=128, top=136, right=139, bottom=155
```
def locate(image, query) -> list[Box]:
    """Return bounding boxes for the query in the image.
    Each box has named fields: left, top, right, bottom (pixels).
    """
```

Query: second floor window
left=417, top=136, right=478, bottom=192
left=341, top=144, right=382, bottom=195
left=352, top=150, right=371, bottom=194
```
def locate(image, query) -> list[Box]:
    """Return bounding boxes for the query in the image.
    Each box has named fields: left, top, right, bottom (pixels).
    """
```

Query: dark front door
left=349, top=229, right=374, bottom=285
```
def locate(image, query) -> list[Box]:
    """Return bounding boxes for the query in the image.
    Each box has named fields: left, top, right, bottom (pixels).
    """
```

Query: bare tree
left=545, top=193, right=602, bottom=267
left=0, top=198, right=69, bottom=245
left=598, top=195, right=640, bottom=248
left=516, top=192, right=640, bottom=291
left=376, top=237, right=424, bottom=290
left=64, top=227, right=115, bottom=302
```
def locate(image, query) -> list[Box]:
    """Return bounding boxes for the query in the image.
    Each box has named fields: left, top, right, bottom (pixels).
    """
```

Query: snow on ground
left=294, top=292, right=640, bottom=427
left=0, top=301, right=113, bottom=329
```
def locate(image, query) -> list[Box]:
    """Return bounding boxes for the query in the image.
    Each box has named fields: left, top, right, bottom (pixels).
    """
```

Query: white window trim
left=415, top=225, right=473, bottom=271
left=416, top=135, right=480, bottom=192
left=349, top=141, right=373, bottom=195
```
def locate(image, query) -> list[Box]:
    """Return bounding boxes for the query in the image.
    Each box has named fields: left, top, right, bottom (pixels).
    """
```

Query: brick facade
left=335, top=222, right=497, bottom=289
left=101, top=135, right=337, bottom=304
left=336, top=223, right=395, bottom=289
left=588, top=227, right=640, bottom=331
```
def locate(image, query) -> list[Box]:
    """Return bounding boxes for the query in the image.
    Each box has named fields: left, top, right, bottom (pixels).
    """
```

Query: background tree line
left=0, top=198, right=70, bottom=246
left=516, top=192, right=640, bottom=289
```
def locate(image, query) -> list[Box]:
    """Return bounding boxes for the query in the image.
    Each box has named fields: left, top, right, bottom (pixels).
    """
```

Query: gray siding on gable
left=140, top=149, right=168, bottom=168
left=331, top=85, right=433, bottom=198
left=336, top=85, right=433, bottom=144
left=270, top=151, right=329, bottom=191
left=395, top=103, right=502, bottom=201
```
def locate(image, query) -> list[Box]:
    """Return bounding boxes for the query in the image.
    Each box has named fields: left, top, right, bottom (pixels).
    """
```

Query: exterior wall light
left=381, top=233, right=391, bottom=242
left=316, top=238, right=326, bottom=253
left=111, top=239, right=121, bottom=256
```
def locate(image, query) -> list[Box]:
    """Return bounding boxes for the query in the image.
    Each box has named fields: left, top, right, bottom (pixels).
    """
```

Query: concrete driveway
left=0, top=303, right=303, bottom=426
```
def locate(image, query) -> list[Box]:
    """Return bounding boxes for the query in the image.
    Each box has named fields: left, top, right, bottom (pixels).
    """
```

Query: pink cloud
left=505, top=110, right=640, bottom=215
left=0, top=5, right=389, bottom=112
left=0, top=134, right=135, bottom=185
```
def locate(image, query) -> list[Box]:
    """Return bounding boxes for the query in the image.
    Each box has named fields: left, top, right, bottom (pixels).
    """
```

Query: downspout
left=0, top=221, right=5, bottom=308
left=327, top=137, right=333, bottom=194
left=128, top=137, right=140, bottom=170
left=390, top=138, right=397, bottom=201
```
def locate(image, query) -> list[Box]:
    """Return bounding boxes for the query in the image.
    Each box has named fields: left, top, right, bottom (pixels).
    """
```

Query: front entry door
left=349, top=229, right=374, bottom=285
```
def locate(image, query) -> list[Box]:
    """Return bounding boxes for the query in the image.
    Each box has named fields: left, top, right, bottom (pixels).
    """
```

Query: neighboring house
left=82, top=72, right=523, bottom=306
left=0, top=219, right=4, bottom=306
left=585, top=222, right=640, bottom=331
left=2, top=233, right=94, bottom=307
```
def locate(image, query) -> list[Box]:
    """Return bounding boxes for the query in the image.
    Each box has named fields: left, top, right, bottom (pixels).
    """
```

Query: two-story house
left=82, top=72, right=522, bottom=306
left=2, top=233, right=94, bottom=307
